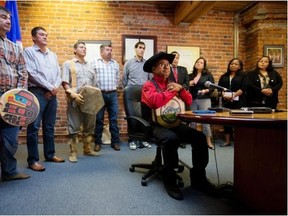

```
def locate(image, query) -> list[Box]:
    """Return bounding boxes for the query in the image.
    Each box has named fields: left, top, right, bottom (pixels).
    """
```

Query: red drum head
left=0, top=89, right=40, bottom=126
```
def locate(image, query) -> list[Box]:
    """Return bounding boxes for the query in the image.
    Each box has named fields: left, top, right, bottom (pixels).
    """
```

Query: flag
left=5, top=0, right=22, bottom=48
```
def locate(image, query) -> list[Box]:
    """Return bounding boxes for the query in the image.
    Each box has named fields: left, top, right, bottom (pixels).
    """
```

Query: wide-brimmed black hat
left=143, top=52, right=175, bottom=73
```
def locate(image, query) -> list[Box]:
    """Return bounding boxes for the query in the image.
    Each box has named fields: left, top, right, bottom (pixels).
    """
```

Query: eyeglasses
left=158, top=63, right=170, bottom=68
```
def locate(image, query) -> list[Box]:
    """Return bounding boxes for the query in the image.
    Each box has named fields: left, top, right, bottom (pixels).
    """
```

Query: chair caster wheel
left=141, top=179, right=147, bottom=186
left=129, top=166, right=135, bottom=172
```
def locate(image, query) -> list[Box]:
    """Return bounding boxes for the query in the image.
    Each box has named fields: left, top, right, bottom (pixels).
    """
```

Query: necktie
left=173, top=67, right=178, bottom=83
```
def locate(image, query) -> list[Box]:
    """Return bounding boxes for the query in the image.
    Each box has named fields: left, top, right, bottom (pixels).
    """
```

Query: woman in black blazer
left=245, top=56, right=283, bottom=109
left=218, top=58, right=246, bottom=146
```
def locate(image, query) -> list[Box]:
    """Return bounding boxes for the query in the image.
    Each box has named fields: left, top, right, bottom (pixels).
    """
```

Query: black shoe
left=191, top=178, right=218, bottom=196
left=111, top=143, right=120, bottom=151
left=94, top=144, right=101, bottom=152
left=164, top=183, right=184, bottom=200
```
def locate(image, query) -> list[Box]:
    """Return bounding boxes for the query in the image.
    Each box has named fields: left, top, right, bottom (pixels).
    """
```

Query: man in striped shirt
left=24, top=26, right=65, bottom=172
left=122, top=41, right=152, bottom=150
left=91, top=44, right=121, bottom=152
left=0, top=6, right=30, bottom=181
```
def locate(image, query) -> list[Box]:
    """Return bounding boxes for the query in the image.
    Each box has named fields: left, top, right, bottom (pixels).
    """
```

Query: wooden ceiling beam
left=184, top=1, right=217, bottom=25
left=174, top=1, right=202, bottom=25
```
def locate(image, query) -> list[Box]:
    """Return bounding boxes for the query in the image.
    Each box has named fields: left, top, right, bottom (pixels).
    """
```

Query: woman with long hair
left=245, top=56, right=283, bottom=109
left=189, top=57, right=215, bottom=150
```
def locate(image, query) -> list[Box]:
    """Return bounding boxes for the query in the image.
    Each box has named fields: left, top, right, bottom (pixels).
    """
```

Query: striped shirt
left=23, top=44, right=61, bottom=91
left=0, top=36, right=28, bottom=90
left=62, top=57, right=97, bottom=93
left=122, top=57, right=150, bottom=87
left=91, top=58, right=119, bottom=91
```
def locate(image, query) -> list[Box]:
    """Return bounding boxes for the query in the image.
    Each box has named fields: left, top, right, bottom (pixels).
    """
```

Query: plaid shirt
left=91, top=58, right=119, bottom=91
left=0, top=36, right=28, bottom=91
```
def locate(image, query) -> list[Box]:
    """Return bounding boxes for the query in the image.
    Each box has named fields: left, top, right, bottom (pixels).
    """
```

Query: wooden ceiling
left=149, top=1, right=257, bottom=25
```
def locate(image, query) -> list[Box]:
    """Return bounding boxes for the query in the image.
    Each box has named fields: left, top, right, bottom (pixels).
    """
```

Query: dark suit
left=169, top=66, right=189, bottom=90
left=245, top=69, right=283, bottom=109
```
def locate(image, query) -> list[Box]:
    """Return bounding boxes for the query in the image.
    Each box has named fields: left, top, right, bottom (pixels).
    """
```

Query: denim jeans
left=190, top=98, right=212, bottom=137
left=94, top=91, right=120, bottom=145
left=0, top=108, right=20, bottom=178
left=26, top=87, right=57, bottom=164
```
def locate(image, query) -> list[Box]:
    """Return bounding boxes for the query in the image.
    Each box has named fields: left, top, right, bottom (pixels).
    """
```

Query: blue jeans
left=26, top=87, right=57, bottom=165
left=94, top=91, right=120, bottom=145
left=0, top=105, right=20, bottom=178
left=190, top=98, right=212, bottom=137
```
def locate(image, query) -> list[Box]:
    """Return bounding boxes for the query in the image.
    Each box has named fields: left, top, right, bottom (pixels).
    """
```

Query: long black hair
left=191, top=57, right=209, bottom=77
left=226, top=58, right=244, bottom=75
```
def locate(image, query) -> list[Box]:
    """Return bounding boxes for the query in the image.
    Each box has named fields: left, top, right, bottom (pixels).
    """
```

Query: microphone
left=204, top=81, right=231, bottom=92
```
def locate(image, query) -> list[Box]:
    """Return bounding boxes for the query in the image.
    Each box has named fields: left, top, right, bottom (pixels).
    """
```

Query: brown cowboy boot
left=69, top=136, right=78, bottom=163
left=83, top=135, right=99, bottom=156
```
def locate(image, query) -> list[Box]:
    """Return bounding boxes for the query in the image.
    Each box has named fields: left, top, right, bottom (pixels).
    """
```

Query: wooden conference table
left=177, top=111, right=287, bottom=214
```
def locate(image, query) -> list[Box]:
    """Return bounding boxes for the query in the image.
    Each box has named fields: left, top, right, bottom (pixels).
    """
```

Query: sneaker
left=142, top=141, right=152, bottom=149
left=129, top=141, right=137, bottom=150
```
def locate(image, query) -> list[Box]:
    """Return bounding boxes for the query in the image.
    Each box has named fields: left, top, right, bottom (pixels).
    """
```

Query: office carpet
left=0, top=140, right=254, bottom=215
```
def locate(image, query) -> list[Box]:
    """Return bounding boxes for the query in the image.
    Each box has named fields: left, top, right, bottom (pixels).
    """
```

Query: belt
left=101, top=90, right=116, bottom=94
left=28, top=86, right=49, bottom=93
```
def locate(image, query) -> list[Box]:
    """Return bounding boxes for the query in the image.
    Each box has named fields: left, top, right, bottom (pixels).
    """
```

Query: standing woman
left=189, top=57, right=215, bottom=150
left=245, top=56, right=283, bottom=109
left=218, top=58, right=246, bottom=146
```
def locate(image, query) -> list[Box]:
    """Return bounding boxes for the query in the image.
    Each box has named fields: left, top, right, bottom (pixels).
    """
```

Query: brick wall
left=242, top=2, right=287, bottom=108
left=9, top=1, right=286, bottom=144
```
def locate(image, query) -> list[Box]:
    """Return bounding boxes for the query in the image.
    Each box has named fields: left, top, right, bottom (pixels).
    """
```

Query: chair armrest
left=124, top=116, right=152, bottom=141
left=125, top=116, right=150, bottom=127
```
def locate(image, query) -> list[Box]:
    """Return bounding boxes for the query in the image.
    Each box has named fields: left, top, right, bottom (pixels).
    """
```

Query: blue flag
left=5, top=0, right=22, bottom=48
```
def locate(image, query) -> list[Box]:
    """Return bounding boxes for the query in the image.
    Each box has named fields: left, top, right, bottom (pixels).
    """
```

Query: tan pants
left=66, top=101, right=96, bottom=136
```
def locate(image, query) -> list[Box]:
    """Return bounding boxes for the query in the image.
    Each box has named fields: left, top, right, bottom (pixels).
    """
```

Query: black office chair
left=123, top=85, right=184, bottom=186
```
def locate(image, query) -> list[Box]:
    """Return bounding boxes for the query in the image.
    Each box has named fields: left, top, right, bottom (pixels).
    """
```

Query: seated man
left=141, top=52, right=215, bottom=200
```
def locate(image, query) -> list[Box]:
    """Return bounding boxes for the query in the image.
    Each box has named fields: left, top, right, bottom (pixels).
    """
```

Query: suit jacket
left=169, top=66, right=189, bottom=90
left=245, top=69, right=283, bottom=109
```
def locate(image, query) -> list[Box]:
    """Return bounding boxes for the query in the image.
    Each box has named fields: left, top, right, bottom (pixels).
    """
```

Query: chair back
left=123, top=85, right=143, bottom=119
left=123, top=85, right=152, bottom=141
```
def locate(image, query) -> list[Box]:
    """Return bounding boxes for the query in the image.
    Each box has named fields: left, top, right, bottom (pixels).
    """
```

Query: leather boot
left=190, top=168, right=217, bottom=196
left=69, top=136, right=78, bottom=163
left=83, top=135, right=99, bottom=156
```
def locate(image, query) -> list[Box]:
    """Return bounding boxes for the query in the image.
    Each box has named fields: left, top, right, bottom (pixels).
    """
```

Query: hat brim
left=143, top=52, right=175, bottom=73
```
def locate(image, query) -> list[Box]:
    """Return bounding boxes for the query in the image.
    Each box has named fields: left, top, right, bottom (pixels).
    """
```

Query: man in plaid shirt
left=0, top=6, right=30, bottom=181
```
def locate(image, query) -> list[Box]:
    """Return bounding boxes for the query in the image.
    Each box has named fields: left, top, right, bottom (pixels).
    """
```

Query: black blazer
left=218, top=71, right=247, bottom=109
left=169, top=66, right=189, bottom=90
left=245, top=69, right=283, bottom=109
left=188, top=72, right=215, bottom=100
